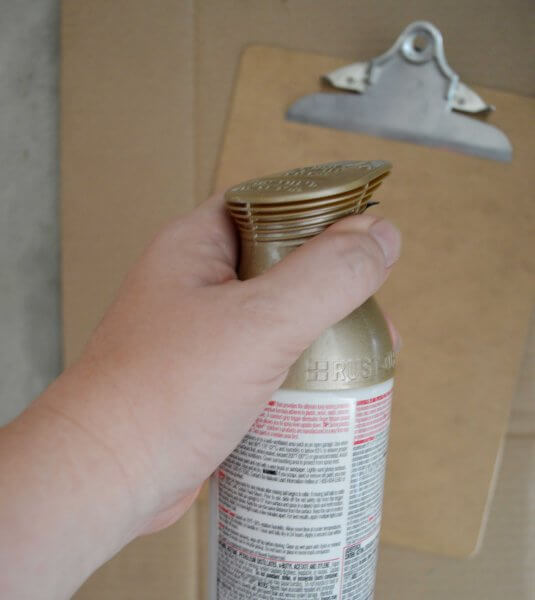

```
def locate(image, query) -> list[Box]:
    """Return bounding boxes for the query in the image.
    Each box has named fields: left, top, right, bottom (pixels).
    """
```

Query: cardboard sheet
left=60, top=2, right=535, bottom=598
left=210, top=45, right=535, bottom=558
left=61, top=3, right=200, bottom=599
left=61, top=1, right=196, bottom=364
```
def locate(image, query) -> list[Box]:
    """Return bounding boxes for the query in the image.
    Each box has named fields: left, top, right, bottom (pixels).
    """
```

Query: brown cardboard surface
left=374, top=337, right=535, bottom=600
left=509, top=311, right=535, bottom=436
left=62, top=3, right=199, bottom=599
left=61, top=0, right=196, bottom=365
left=211, top=45, right=535, bottom=558
left=375, top=436, right=535, bottom=600
left=61, top=2, right=535, bottom=598
left=74, top=513, right=199, bottom=600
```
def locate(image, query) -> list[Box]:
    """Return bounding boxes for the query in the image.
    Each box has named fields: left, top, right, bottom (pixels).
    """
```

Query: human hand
left=0, top=192, right=400, bottom=599
left=53, top=192, right=401, bottom=535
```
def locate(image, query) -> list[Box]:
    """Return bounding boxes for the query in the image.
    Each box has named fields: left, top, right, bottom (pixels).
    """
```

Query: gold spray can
left=210, top=161, right=395, bottom=599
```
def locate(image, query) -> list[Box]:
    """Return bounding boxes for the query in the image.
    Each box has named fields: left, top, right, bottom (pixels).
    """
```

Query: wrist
left=38, top=357, right=160, bottom=535
left=0, top=383, right=142, bottom=598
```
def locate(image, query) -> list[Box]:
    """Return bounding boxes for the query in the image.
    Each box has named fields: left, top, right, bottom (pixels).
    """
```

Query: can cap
left=225, top=160, right=391, bottom=243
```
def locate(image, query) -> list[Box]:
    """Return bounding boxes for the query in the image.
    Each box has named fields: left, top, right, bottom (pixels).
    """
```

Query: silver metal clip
left=287, top=22, right=512, bottom=161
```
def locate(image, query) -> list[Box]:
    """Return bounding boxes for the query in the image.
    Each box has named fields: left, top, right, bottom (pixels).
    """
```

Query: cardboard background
left=61, top=0, right=535, bottom=365
left=61, top=1, right=196, bottom=364
left=61, top=2, right=535, bottom=598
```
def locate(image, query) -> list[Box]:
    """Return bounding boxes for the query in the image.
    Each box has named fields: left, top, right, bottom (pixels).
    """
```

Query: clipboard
left=203, top=45, right=535, bottom=559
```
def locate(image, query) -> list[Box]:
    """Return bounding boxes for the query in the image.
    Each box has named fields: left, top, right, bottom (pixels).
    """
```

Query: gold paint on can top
left=226, top=160, right=391, bottom=203
left=225, top=160, right=395, bottom=391
left=226, top=160, right=391, bottom=244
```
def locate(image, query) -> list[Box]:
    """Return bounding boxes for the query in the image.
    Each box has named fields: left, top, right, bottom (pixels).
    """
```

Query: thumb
left=246, top=215, right=401, bottom=353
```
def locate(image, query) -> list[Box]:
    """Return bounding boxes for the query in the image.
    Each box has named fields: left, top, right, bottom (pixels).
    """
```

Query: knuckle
left=232, top=282, right=302, bottom=373
left=153, top=217, right=191, bottom=249
left=237, top=282, right=285, bottom=330
left=330, top=231, right=386, bottom=293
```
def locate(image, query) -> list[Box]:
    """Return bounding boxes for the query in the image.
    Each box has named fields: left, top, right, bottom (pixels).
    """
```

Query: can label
left=214, top=379, right=393, bottom=600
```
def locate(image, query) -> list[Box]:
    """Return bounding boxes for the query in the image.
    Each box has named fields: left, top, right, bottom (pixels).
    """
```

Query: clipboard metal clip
left=286, top=22, right=513, bottom=162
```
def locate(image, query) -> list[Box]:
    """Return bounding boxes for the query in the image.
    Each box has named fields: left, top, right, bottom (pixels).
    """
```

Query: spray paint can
left=210, top=160, right=395, bottom=599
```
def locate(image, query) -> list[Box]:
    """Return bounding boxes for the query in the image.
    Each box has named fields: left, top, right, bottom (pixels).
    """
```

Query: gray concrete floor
left=0, top=1, right=60, bottom=425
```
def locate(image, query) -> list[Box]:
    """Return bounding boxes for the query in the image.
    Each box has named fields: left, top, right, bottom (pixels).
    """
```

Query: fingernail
left=369, top=220, right=401, bottom=268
